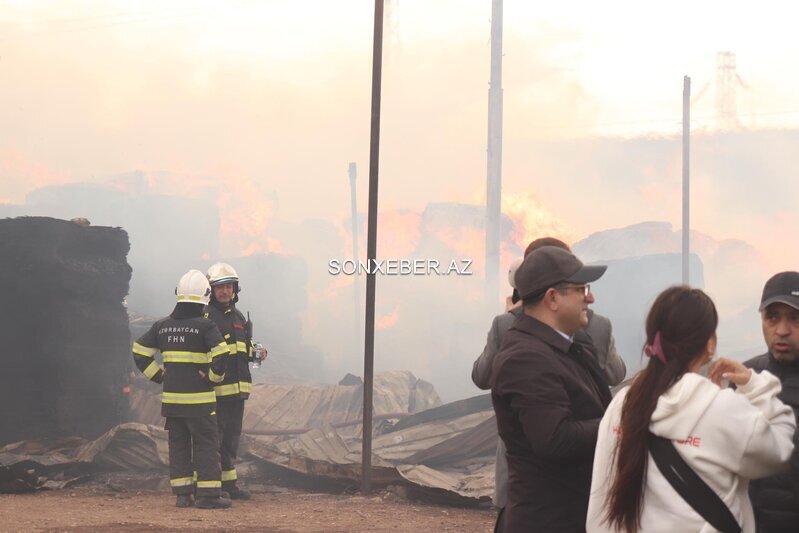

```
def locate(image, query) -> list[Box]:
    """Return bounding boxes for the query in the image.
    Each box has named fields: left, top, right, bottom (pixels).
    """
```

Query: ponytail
left=604, top=286, right=717, bottom=531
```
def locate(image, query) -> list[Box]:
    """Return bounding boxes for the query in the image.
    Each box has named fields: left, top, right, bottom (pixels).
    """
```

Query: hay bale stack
left=0, top=216, right=132, bottom=445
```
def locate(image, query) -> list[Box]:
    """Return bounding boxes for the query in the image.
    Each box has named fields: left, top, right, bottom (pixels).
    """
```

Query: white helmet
left=176, top=269, right=212, bottom=305
left=207, top=262, right=239, bottom=287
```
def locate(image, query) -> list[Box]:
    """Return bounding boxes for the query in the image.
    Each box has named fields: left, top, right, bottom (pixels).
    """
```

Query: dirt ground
left=0, top=486, right=496, bottom=532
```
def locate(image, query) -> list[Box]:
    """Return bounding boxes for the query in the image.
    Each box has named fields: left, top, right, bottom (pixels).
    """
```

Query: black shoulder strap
left=648, top=434, right=741, bottom=533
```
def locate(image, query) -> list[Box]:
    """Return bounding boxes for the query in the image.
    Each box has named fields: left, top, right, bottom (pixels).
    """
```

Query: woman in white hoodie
left=587, top=286, right=795, bottom=533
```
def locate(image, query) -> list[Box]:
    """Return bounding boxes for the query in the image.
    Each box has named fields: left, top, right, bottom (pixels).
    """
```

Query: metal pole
left=362, top=0, right=384, bottom=495
left=682, top=76, right=690, bottom=284
left=485, top=0, right=503, bottom=303
left=348, top=162, right=362, bottom=347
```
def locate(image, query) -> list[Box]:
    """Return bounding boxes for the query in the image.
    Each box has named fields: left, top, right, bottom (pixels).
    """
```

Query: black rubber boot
left=195, top=489, right=230, bottom=500
left=227, top=486, right=251, bottom=500
left=195, top=496, right=232, bottom=509
left=175, top=494, right=194, bottom=508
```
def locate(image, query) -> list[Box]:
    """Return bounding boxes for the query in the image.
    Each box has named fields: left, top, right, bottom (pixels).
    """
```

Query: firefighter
left=205, top=262, right=267, bottom=500
left=132, top=269, right=234, bottom=509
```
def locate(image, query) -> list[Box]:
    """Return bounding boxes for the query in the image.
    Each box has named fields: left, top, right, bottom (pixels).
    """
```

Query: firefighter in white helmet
left=131, top=270, right=234, bottom=509
left=204, top=262, right=266, bottom=500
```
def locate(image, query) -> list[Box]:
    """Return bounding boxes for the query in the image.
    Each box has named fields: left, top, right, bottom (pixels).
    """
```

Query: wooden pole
left=361, top=0, right=384, bottom=495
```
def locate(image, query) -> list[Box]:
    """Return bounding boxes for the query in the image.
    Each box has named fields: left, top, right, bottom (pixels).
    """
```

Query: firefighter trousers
left=165, top=413, right=222, bottom=498
left=216, top=399, right=245, bottom=491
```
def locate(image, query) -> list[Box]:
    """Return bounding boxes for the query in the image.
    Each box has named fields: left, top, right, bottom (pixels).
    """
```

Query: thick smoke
left=0, top=128, right=789, bottom=402
left=1, top=6, right=797, bottom=400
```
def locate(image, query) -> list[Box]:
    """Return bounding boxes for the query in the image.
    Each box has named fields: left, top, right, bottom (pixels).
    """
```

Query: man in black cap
left=471, top=237, right=625, bottom=522
left=490, top=246, right=612, bottom=532
left=744, top=271, right=799, bottom=533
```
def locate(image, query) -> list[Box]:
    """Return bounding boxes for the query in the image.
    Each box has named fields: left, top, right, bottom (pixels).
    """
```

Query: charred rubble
left=2, top=370, right=497, bottom=505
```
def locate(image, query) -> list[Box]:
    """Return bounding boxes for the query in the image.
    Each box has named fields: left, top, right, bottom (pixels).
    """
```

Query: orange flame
left=123, top=168, right=284, bottom=258
left=323, top=196, right=573, bottom=303
left=378, top=210, right=422, bottom=258
left=335, top=209, right=422, bottom=260
left=502, top=192, right=575, bottom=253
left=210, top=167, right=282, bottom=257
left=333, top=195, right=573, bottom=277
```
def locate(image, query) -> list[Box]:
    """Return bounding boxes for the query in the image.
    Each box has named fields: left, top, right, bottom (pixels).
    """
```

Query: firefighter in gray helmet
left=132, top=270, right=233, bottom=509
left=204, top=262, right=267, bottom=500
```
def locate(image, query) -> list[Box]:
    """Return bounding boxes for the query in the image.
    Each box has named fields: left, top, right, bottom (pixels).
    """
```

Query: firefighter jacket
left=132, top=316, right=233, bottom=417
left=204, top=302, right=254, bottom=401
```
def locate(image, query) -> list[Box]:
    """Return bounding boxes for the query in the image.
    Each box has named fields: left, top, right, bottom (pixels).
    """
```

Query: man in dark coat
left=472, top=238, right=625, bottom=516
left=744, top=271, right=799, bottom=533
left=490, top=246, right=611, bottom=532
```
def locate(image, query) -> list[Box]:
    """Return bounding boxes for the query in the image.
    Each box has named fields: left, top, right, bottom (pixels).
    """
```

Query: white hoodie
left=586, top=370, right=795, bottom=533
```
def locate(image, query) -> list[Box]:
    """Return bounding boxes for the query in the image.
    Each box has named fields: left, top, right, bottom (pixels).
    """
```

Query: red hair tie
left=644, top=331, right=667, bottom=364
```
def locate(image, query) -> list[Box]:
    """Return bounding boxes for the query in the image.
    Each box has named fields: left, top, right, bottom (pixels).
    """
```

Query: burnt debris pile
left=0, top=216, right=132, bottom=445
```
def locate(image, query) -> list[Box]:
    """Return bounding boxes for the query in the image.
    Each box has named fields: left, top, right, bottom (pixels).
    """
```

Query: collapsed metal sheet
left=396, top=462, right=494, bottom=503
left=246, top=429, right=401, bottom=487
left=3, top=379, right=497, bottom=504
left=241, top=394, right=497, bottom=503
left=73, top=422, right=168, bottom=470
left=128, top=370, right=442, bottom=436
left=0, top=423, right=167, bottom=493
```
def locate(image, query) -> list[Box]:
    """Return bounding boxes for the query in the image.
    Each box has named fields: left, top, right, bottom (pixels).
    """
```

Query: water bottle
left=252, top=342, right=264, bottom=369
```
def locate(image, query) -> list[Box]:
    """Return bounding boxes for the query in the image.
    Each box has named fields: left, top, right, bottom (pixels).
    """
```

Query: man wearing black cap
left=744, top=271, right=799, bottom=533
left=490, top=246, right=612, bottom=532
left=472, top=237, right=625, bottom=521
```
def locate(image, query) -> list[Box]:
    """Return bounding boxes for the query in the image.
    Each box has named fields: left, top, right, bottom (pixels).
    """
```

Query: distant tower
left=715, top=51, right=745, bottom=130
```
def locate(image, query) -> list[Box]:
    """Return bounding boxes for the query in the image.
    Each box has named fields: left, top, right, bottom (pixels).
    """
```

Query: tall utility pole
left=485, top=0, right=503, bottom=304
left=361, top=0, right=384, bottom=496
left=348, top=162, right=361, bottom=347
left=682, top=76, right=691, bottom=285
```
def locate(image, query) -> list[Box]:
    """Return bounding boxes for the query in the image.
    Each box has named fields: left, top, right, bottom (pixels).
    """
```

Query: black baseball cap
left=759, top=271, right=799, bottom=311
left=514, top=246, right=607, bottom=300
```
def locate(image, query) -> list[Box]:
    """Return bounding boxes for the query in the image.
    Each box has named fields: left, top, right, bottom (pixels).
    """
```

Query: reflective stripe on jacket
left=133, top=315, right=231, bottom=417
left=204, top=303, right=253, bottom=401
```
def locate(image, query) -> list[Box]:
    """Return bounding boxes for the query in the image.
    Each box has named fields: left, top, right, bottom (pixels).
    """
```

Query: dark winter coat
left=490, top=313, right=611, bottom=532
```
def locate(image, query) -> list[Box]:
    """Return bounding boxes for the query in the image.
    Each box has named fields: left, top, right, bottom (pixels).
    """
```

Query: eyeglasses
left=555, top=283, right=591, bottom=296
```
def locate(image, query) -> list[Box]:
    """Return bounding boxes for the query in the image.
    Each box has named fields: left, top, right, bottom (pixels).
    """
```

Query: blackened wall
left=0, top=217, right=132, bottom=445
